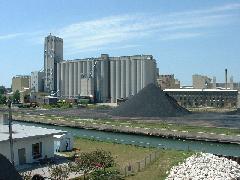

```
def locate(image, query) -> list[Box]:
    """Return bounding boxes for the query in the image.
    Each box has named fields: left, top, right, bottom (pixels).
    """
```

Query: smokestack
left=225, top=68, right=228, bottom=89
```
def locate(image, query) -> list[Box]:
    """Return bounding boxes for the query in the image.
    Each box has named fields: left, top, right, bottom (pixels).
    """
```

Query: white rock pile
left=166, top=153, right=240, bottom=180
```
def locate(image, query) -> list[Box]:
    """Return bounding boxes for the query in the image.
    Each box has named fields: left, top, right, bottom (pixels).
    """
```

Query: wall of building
left=192, top=74, right=211, bottom=89
left=57, top=54, right=157, bottom=103
left=0, top=135, right=54, bottom=166
left=44, top=34, right=63, bottom=93
left=164, top=89, right=238, bottom=108
left=12, top=76, right=30, bottom=93
left=157, top=74, right=180, bottom=89
left=31, top=71, right=44, bottom=92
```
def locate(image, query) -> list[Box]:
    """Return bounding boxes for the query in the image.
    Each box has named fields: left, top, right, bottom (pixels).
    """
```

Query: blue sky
left=0, top=0, right=240, bottom=87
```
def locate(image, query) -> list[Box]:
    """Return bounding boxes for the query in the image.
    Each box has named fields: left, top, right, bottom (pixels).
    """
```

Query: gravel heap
left=166, top=153, right=240, bottom=180
left=110, top=83, right=189, bottom=117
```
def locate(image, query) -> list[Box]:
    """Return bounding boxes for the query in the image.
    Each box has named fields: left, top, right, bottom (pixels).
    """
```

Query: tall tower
left=44, top=34, right=63, bottom=93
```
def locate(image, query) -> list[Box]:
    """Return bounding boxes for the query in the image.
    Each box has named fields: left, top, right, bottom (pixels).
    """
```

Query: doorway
left=18, top=148, right=26, bottom=165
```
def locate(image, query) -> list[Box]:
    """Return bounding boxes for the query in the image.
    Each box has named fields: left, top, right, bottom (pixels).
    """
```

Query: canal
left=14, top=121, right=240, bottom=156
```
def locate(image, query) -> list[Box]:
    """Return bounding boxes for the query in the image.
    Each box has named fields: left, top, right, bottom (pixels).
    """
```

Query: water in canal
left=14, top=121, right=240, bottom=156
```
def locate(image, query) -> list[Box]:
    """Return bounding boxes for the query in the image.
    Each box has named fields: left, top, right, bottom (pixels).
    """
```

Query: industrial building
left=44, top=34, right=63, bottom=93
left=12, top=75, right=30, bottom=93
left=192, top=74, right=212, bottom=89
left=41, top=34, right=158, bottom=103
left=57, top=54, right=157, bottom=103
left=30, top=71, right=45, bottom=92
left=157, top=74, right=180, bottom=89
left=164, top=89, right=238, bottom=108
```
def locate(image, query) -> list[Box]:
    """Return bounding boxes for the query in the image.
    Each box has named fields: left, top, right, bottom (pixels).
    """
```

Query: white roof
left=0, top=124, right=66, bottom=142
left=164, top=89, right=238, bottom=92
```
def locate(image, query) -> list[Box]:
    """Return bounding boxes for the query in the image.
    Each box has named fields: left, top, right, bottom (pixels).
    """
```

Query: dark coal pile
left=0, top=154, right=22, bottom=180
left=110, top=83, right=189, bottom=117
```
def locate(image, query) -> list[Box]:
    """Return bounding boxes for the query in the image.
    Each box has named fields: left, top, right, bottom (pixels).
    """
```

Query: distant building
left=44, top=34, right=63, bottom=93
left=31, top=71, right=44, bottom=92
left=12, top=75, right=30, bottom=93
left=192, top=74, right=212, bottom=89
left=0, top=115, right=66, bottom=166
left=164, top=89, right=238, bottom=108
left=57, top=54, right=157, bottom=103
left=157, top=74, right=180, bottom=89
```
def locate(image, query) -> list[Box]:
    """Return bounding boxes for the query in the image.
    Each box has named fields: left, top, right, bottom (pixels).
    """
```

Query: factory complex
left=8, top=34, right=239, bottom=108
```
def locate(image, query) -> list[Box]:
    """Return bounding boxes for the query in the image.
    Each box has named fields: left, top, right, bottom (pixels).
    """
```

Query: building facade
left=192, top=74, right=212, bottom=89
left=12, top=75, right=30, bottom=93
left=57, top=54, right=157, bottom=103
left=164, top=89, right=238, bottom=108
left=157, top=74, right=180, bottom=89
left=30, top=71, right=45, bottom=92
left=44, top=34, right=63, bottom=93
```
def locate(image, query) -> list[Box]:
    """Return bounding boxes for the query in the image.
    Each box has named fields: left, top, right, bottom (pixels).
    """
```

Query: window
left=32, top=142, right=42, bottom=159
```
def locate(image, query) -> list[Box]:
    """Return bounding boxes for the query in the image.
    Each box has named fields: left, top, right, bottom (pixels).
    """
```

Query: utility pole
left=7, top=99, right=14, bottom=166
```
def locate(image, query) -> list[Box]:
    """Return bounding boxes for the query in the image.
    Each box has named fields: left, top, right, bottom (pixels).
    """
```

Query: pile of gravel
left=110, top=83, right=189, bottom=117
left=0, top=153, right=22, bottom=180
left=166, top=153, right=240, bottom=180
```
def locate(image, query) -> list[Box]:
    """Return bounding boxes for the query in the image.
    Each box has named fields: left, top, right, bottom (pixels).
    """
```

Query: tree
left=0, top=94, right=7, bottom=104
left=0, top=86, right=6, bottom=95
left=48, top=164, right=70, bottom=180
left=12, top=90, right=20, bottom=103
left=90, top=169, right=123, bottom=180
left=75, top=149, right=115, bottom=180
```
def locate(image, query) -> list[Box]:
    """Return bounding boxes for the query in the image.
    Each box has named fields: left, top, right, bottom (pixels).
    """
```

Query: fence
left=120, top=151, right=160, bottom=177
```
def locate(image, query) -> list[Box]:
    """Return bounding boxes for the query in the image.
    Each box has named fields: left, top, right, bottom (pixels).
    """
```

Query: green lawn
left=65, top=137, right=192, bottom=180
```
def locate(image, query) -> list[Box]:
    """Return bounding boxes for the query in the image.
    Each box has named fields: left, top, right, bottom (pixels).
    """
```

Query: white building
left=54, top=133, right=73, bottom=152
left=0, top=121, right=66, bottom=166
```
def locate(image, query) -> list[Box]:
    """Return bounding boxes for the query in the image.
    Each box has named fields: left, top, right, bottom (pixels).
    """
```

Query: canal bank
left=12, top=114, right=240, bottom=145
left=12, top=116, right=240, bottom=157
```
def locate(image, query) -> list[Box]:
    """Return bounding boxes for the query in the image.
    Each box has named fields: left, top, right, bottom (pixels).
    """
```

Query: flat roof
left=0, top=124, right=66, bottom=142
left=164, top=89, right=238, bottom=92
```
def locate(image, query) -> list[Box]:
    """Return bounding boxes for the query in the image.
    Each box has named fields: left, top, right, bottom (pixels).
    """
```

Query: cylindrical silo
left=69, top=63, right=74, bottom=98
left=142, top=60, right=146, bottom=87
left=116, top=59, right=121, bottom=99
left=73, top=62, right=78, bottom=97
left=100, top=59, right=109, bottom=102
left=137, top=60, right=141, bottom=93
left=121, top=60, right=126, bottom=98
left=57, top=63, right=61, bottom=95
left=77, top=61, right=82, bottom=96
left=65, top=63, right=69, bottom=97
left=125, top=59, right=131, bottom=97
left=60, top=63, right=65, bottom=97
left=131, top=60, right=137, bottom=95
left=110, top=60, right=116, bottom=103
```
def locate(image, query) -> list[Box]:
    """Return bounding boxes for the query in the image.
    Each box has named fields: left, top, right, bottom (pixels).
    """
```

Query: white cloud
left=12, top=3, right=240, bottom=55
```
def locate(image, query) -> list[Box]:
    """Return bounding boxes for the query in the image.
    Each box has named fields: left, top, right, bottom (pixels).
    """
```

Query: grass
left=13, top=112, right=240, bottom=136
left=66, top=137, right=156, bottom=167
left=126, top=150, right=192, bottom=180
left=64, top=137, right=192, bottom=180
